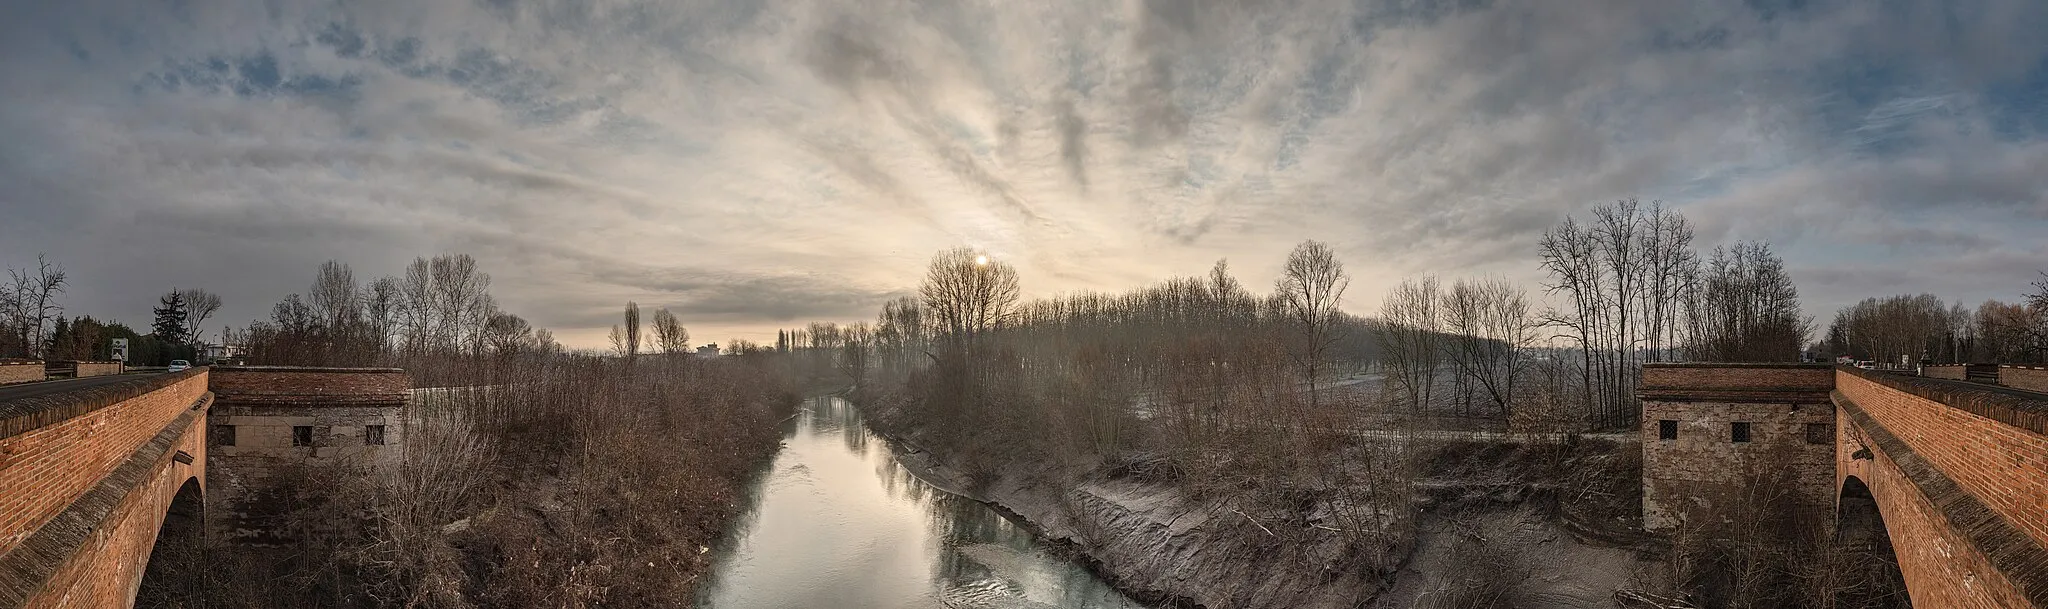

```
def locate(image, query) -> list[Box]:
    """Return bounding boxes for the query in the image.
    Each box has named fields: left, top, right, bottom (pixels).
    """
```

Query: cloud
left=2, top=0, right=2046, bottom=347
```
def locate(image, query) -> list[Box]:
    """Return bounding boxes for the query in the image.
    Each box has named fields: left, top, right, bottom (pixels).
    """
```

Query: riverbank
left=860, top=399, right=1386, bottom=608
left=858, top=391, right=1655, bottom=609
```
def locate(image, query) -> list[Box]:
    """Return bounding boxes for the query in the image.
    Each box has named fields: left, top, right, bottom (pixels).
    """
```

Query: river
left=695, top=395, right=1148, bottom=609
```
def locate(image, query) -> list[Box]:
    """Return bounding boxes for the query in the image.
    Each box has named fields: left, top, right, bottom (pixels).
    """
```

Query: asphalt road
left=0, top=372, right=165, bottom=404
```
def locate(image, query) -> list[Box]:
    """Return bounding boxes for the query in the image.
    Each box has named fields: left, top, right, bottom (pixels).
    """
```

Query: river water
left=696, top=396, right=1148, bottom=609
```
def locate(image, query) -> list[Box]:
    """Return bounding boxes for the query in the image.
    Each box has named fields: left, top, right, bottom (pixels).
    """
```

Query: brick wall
left=1835, top=368, right=2048, bottom=554
left=0, top=369, right=207, bottom=558
left=1638, top=363, right=1838, bottom=533
left=21, top=405, right=206, bottom=609
left=209, top=366, right=408, bottom=405
left=0, top=361, right=41, bottom=385
left=205, top=366, right=409, bottom=543
left=1836, top=395, right=2047, bottom=608
left=70, top=361, right=124, bottom=378
left=1640, top=362, right=1835, bottom=393
left=2003, top=365, right=2048, bottom=394
left=1922, top=364, right=1969, bottom=380
left=1640, top=399, right=1837, bottom=531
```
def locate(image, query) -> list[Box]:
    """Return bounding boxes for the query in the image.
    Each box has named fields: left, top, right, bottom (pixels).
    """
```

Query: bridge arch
left=136, top=477, right=204, bottom=608
left=1834, top=476, right=1908, bottom=609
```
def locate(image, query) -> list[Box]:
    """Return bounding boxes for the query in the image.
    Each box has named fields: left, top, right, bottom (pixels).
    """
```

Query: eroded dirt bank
left=866, top=400, right=1654, bottom=609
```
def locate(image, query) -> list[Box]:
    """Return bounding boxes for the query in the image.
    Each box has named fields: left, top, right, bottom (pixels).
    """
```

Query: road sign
left=110, top=338, right=128, bottom=362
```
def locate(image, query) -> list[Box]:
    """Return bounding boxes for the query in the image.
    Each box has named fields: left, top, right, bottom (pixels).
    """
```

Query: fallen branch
left=1234, top=508, right=1275, bottom=537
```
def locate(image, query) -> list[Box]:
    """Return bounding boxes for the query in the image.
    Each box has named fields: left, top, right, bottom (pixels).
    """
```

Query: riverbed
left=695, top=395, right=1148, bottom=609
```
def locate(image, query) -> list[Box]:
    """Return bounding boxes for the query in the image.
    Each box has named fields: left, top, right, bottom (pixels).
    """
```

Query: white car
left=167, top=360, right=191, bottom=372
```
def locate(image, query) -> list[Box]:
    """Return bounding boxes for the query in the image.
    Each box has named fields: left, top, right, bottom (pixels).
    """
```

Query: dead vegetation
left=1627, top=460, right=1909, bottom=609
left=138, top=353, right=797, bottom=609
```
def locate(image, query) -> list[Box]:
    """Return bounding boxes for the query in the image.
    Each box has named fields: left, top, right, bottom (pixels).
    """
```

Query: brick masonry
left=0, top=370, right=207, bottom=558
left=205, top=366, right=409, bottom=541
left=2003, top=365, right=2048, bottom=394
left=1836, top=368, right=2048, bottom=559
left=0, top=368, right=209, bottom=608
left=0, top=362, right=40, bottom=387
left=1835, top=390, right=2048, bottom=608
left=1638, top=363, right=1838, bottom=532
left=63, top=362, right=124, bottom=379
left=207, top=366, right=408, bottom=405
left=1644, top=364, right=2048, bottom=608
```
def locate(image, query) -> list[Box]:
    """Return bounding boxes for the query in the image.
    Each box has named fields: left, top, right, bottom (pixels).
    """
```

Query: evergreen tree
left=152, top=292, right=188, bottom=344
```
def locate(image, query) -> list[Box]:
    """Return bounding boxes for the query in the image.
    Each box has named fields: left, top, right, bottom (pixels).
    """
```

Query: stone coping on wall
left=1835, top=392, right=2048, bottom=607
left=0, top=394, right=209, bottom=608
left=0, top=361, right=41, bottom=366
left=1636, top=362, right=1835, bottom=403
left=2003, top=364, right=2048, bottom=371
left=0, top=368, right=206, bottom=441
left=1839, top=365, right=2048, bottom=436
left=1639, top=362, right=1836, bottom=370
left=209, top=365, right=406, bottom=373
left=1635, top=389, right=1836, bottom=403
left=43, top=360, right=123, bottom=365
left=209, top=366, right=410, bottom=407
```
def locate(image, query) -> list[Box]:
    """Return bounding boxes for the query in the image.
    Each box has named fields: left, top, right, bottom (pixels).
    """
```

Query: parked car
left=167, top=360, right=190, bottom=372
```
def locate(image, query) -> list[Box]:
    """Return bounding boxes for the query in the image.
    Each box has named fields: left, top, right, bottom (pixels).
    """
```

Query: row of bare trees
left=235, top=255, right=560, bottom=380
left=1377, top=276, right=1538, bottom=420
left=1532, top=200, right=1810, bottom=429
left=1819, top=278, right=2048, bottom=365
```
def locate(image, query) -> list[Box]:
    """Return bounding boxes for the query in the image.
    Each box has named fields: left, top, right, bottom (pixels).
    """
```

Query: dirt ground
left=1373, top=505, right=1654, bottom=608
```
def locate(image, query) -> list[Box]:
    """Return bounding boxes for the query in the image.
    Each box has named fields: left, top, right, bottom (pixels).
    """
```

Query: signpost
left=110, top=338, right=128, bottom=362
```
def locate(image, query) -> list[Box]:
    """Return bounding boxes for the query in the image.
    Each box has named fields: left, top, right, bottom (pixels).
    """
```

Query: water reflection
left=697, top=396, right=1147, bottom=609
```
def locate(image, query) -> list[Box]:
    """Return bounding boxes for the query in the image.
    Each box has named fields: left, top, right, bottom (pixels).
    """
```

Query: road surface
left=0, top=372, right=165, bottom=404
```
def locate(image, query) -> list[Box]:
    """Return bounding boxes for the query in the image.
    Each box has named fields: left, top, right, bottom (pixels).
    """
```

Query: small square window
left=365, top=425, right=386, bottom=446
left=1806, top=423, right=1834, bottom=445
left=211, top=425, right=236, bottom=447
left=1658, top=420, right=1678, bottom=440
left=1731, top=422, right=1752, bottom=443
left=292, top=426, right=313, bottom=447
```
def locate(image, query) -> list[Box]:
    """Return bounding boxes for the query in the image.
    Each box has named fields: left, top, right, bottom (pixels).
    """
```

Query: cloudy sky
left=2, top=0, right=2045, bottom=349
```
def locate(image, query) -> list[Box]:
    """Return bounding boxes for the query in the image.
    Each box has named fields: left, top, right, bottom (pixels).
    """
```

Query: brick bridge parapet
left=1643, top=363, right=2048, bottom=608
left=0, top=368, right=211, bottom=608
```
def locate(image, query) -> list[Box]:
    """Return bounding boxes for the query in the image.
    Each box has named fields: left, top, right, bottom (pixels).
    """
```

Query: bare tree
left=919, top=247, right=1021, bottom=351
left=309, top=261, right=360, bottom=334
left=612, top=301, right=642, bottom=363
left=651, top=308, right=689, bottom=355
left=1272, top=240, right=1348, bottom=406
left=4, top=256, right=65, bottom=358
left=1440, top=277, right=1536, bottom=418
left=840, top=322, right=873, bottom=383
left=1686, top=242, right=1807, bottom=362
left=483, top=312, right=535, bottom=356
left=398, top=258, right=434, bottom=355
left=177, top=289, right=223, bottom=345
left=1539, top=200, right=1695, bottom=430
left=2027, top=272, right=2048, bottom=360
left=363, top=277, right=402, bottom=358
left=1379, top=276, right=1442, bottom=414
left=876, top=296, right=926, bottom=380
left=1824, top=294, right=1951, bottom=366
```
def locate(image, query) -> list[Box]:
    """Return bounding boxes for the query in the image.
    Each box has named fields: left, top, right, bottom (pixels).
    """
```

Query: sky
left=2, top=0, right=2045, bottom=349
